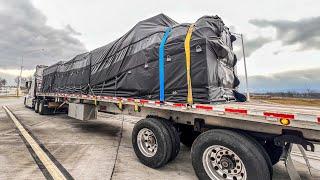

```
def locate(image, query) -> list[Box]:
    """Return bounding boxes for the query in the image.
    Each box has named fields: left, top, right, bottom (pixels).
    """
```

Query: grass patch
left=252, top=96, right=320, bottom=107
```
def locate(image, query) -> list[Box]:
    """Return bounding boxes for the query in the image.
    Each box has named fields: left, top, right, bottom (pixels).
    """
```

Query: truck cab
left=24, top=65, right=47, bottom=108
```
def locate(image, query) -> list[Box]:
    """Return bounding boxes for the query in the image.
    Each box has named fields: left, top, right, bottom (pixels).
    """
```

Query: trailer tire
left=191, top=129, right=271, bottom=180
left=241, top=133, right=273, bottom=176
left=264, top=140, right=283, bottom=165
left=34, top=99, right=40, bottom=113
left=39, top=100, right=51, bottom=115
left=132, top=118, right=173, bottom=168
left=157, top=118, right=180, bottom=161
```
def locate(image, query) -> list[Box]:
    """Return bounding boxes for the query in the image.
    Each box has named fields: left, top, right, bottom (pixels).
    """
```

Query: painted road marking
left=3, top=106, right=67, bottom=180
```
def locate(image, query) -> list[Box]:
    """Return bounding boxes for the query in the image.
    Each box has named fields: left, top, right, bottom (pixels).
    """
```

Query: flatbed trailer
left=24, top=91, right=320, bottom=180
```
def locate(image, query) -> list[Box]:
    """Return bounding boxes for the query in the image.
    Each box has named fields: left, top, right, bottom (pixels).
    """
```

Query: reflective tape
left=196, top=105, right=213, bottom=110
left=184, top=24, right=195, bottom=104
left=225, top=108, right=247, bottom=114
left=263, top=112, right=295, bottom=119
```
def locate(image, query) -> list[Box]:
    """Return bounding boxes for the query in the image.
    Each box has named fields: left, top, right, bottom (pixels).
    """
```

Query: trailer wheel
left=157, top=118, right=180, bottom=161
left=132, top=118, right=173, bottom=168
left=264, top=140, right=283, bottom=165
left=191, top=129, right=271, bottom=180
left=35, top=99, right=40, bottom=113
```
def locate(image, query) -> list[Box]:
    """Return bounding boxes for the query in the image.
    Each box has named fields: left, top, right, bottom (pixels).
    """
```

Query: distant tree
left=15, top=76, right=28, bottom=87
left=0, top=78, right=7, bottom=87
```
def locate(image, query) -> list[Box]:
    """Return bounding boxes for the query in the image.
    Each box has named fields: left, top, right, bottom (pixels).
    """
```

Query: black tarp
left=42, top=61, right=64, bottom=93
left=42, top=14, right=241, bottom=103
left=54, top=52, right=91, bottom=94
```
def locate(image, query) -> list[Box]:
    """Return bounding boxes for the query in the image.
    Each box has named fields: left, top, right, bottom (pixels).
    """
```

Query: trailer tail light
left=317, top=117, right=320, bottom=123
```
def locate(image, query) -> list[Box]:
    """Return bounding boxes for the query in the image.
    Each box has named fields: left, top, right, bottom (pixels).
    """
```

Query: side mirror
left=25, top=81, right=31, bottom=89
left=230, top=35, right=237, bottom=43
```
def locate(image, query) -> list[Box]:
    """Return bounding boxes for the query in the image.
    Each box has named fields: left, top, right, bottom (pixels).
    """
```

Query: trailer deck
left=37, top=93, right=320, bottom=143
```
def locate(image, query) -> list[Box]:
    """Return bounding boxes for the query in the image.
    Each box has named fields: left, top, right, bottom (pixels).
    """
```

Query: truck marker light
left=280, top=118, right=290, bottom=126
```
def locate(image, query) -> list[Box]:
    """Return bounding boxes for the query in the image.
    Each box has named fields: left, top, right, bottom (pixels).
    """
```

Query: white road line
left=2, top=106, right=67, bottom=180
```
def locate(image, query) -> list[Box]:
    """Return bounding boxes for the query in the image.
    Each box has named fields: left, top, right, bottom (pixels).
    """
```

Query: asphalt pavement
left=0, top=97, right=319, bottom=179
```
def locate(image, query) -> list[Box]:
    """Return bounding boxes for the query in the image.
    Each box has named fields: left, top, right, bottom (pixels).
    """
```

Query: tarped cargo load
left=42, top=14, right=242, bottom=103
left=42, top=61, right=64, bottom=93
left=54, top=52, right=91, bottom=94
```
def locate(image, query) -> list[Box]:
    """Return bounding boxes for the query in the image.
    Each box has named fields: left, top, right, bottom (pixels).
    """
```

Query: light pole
left=232, top=33, right=250, bottom=101
left=17, top=49, right=45, bottom=96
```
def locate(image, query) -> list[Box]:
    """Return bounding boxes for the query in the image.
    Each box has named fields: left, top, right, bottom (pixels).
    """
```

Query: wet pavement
left=0, top=97, right=319, bottom=179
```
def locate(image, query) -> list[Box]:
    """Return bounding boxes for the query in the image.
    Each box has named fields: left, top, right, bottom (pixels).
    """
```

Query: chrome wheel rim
left=202, top=145, right=247, bottom=180
left=137, top=128, right=158, bottom=157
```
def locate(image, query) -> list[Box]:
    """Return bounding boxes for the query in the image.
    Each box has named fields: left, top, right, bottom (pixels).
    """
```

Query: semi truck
left=23, top=14, right=320, bottom=180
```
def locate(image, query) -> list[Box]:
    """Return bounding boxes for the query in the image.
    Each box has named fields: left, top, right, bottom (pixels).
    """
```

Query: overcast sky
left=0, top=0, right=319, bottom=92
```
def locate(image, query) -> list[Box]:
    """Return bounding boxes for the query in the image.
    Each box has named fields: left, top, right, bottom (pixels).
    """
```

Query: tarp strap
left=184, top=24, right=195, bottom=104
left=159, top=27, right=172, bottom=102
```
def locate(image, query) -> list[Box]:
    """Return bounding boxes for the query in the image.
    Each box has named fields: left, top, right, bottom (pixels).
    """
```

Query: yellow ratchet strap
left=184, top=24, right=195, bottom=104
left=118, top=101, right=123, bottom=111
left=94, top=97, right=97, bottom=106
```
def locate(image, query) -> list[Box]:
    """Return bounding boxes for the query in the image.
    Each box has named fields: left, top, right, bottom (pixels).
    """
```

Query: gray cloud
left=249, top=16, right=320, bottom=51
left=244, top=37, right=272, bottom=57
left=238, top=68, right=320, bottom=93
left=233, top=36, right=272, bottom=59
left=0, top=0, right=87, bottom=70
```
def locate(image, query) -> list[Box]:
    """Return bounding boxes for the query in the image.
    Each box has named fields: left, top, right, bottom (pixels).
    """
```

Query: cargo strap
left=159, top=27, right=172, bottom=102
left=184, top=24, right=195, bottom=104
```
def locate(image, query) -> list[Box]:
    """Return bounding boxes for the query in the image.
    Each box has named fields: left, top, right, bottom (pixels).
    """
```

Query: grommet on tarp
left=166, top=55, right=171, bottom=62
left=196, top=45, right=202, bottom=53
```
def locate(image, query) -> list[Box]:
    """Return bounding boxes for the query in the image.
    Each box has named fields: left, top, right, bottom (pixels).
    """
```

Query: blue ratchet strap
left=159, top=27, right=172, bottom=102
